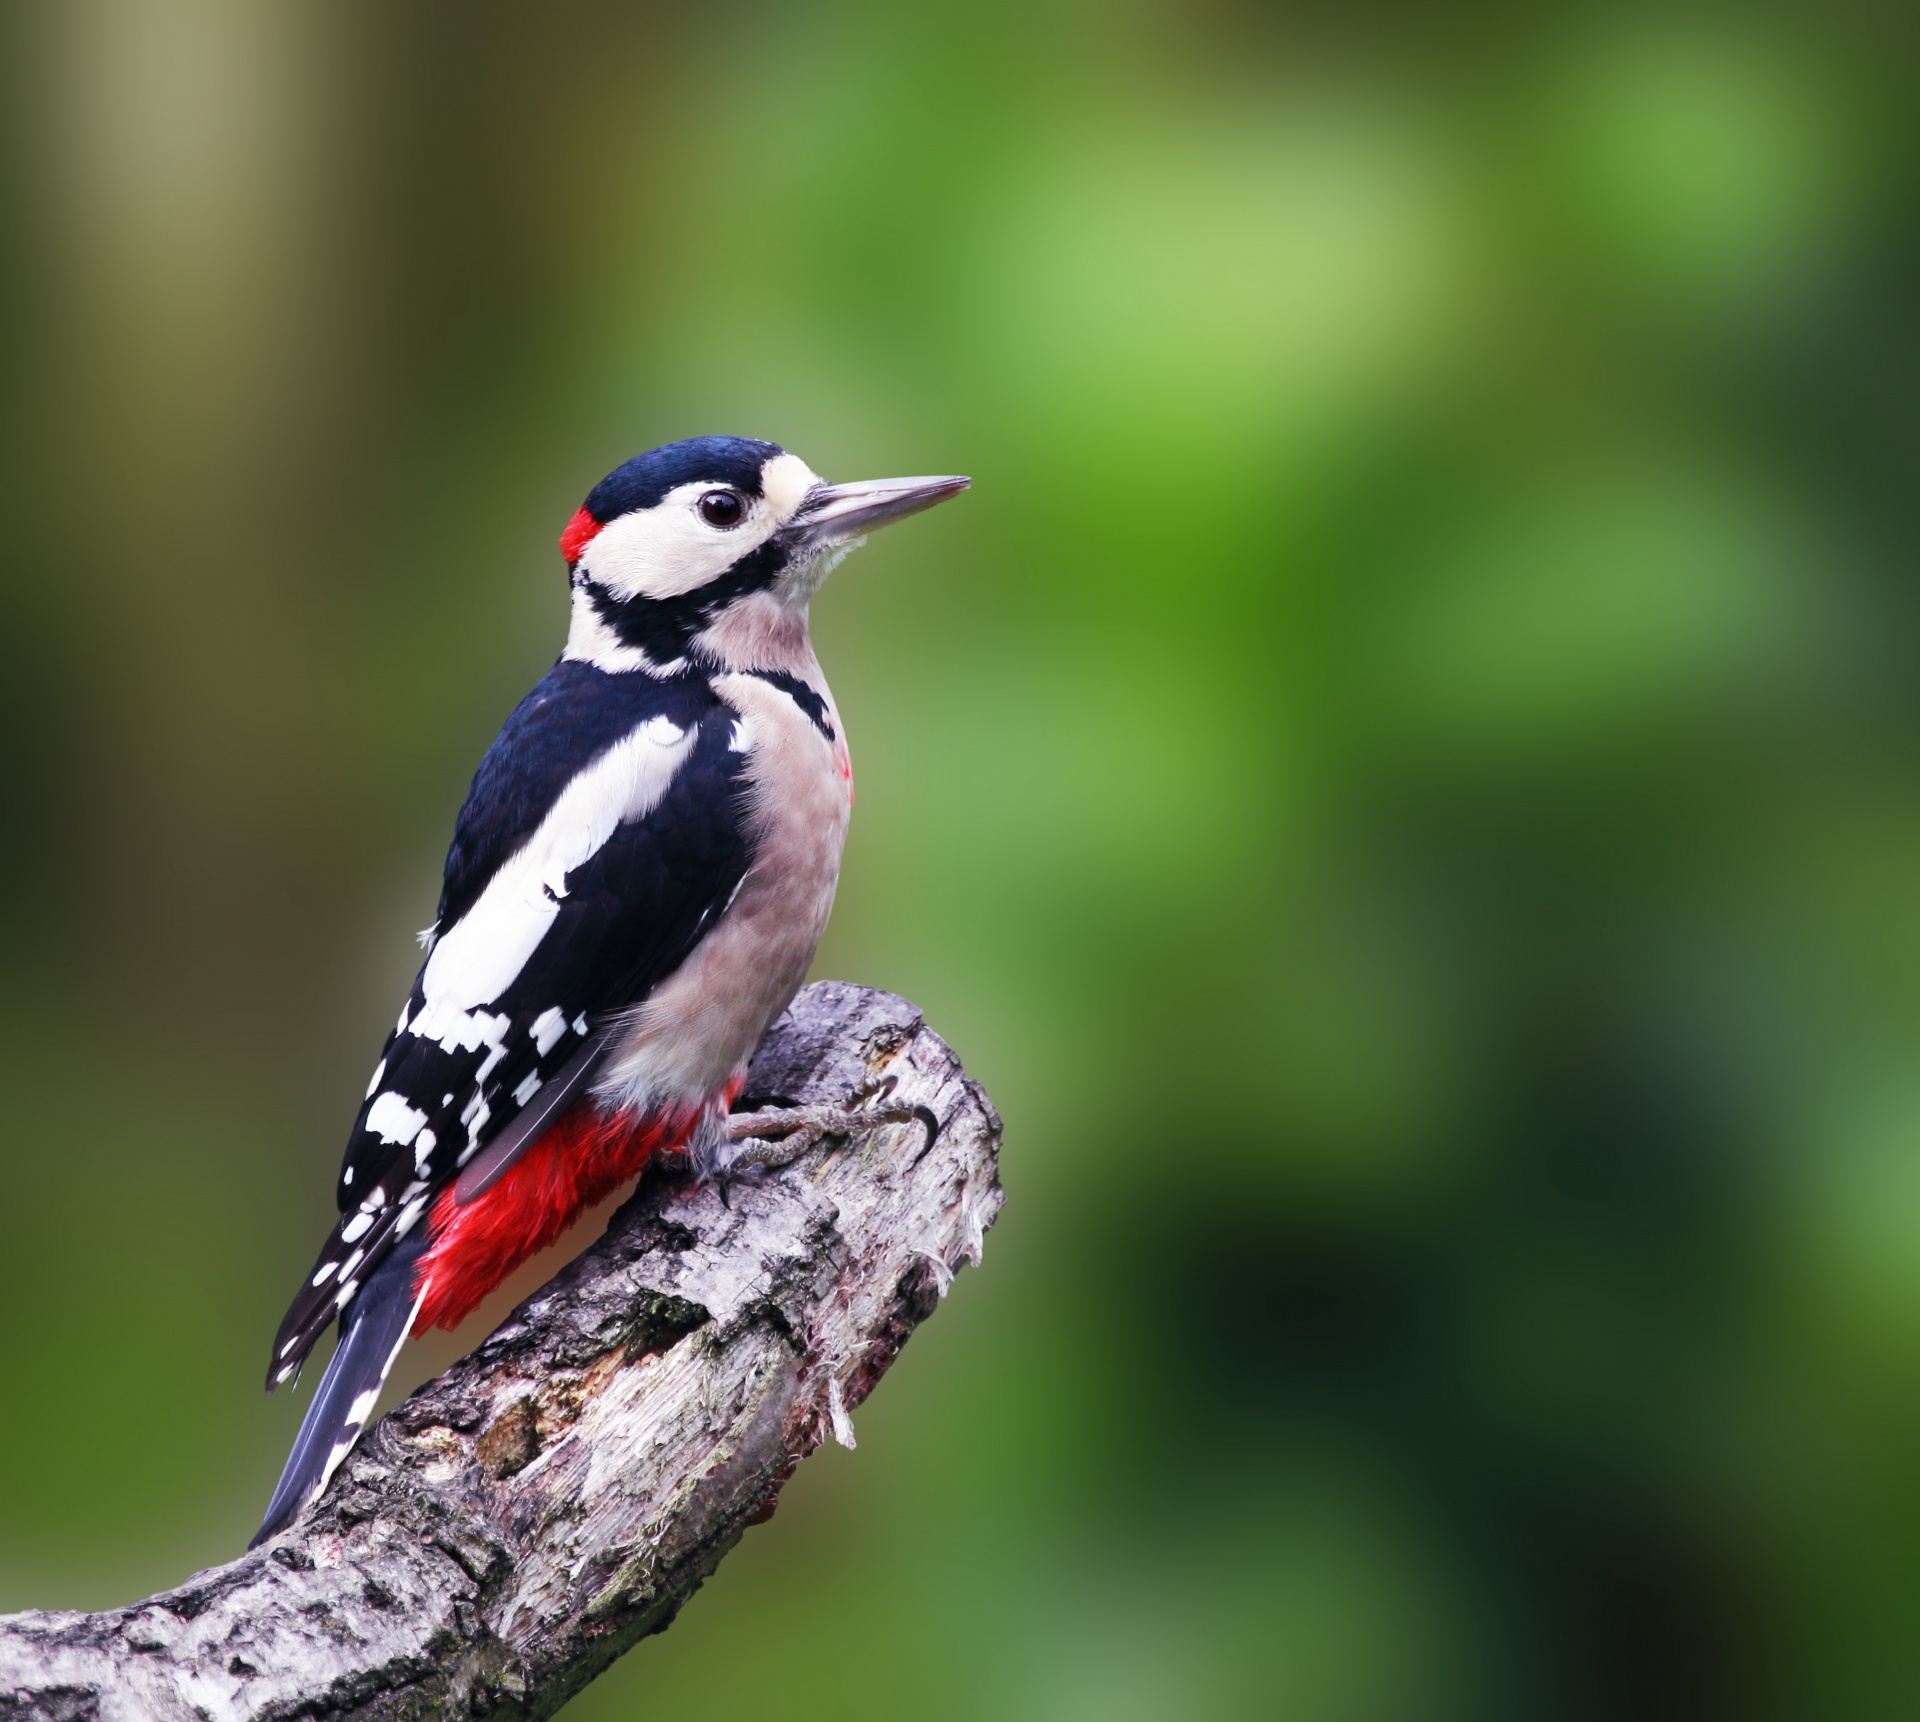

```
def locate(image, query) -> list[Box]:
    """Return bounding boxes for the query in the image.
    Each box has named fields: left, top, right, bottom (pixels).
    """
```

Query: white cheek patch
left=580, top=481, right=777, bottom=600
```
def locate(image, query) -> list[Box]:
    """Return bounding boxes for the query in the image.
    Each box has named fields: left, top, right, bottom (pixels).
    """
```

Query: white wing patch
left=416, top=717, right=698, bottom=1037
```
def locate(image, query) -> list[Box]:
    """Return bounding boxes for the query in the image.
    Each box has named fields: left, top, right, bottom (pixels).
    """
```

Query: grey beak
left=795, top=474, right=970, bottom=546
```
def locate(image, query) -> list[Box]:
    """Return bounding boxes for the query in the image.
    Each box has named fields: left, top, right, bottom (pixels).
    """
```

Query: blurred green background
left=3, top=0, right=1919, bottom=1715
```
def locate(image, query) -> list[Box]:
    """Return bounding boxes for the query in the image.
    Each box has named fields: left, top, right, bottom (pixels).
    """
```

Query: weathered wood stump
left=0, top=982, right=1003, bottom=1720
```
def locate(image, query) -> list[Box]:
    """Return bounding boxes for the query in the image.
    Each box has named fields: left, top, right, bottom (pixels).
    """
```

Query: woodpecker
left=252, top=436, right=967, bottom=1546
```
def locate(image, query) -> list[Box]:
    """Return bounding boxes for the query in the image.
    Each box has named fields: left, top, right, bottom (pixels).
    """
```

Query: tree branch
left=0, top=982, right=1003, bottom=1721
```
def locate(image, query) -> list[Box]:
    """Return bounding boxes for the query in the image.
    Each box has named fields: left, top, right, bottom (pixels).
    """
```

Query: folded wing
left=266, top=663, right=752, bottom=1386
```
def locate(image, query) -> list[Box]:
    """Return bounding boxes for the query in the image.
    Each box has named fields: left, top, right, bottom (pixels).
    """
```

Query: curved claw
left=904, top=1103, right=941, bottom=1165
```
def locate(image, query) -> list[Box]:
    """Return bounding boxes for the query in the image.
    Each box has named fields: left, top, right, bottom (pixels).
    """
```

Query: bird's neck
left=563, top=586, right=671, bottom=674
left=692, top=591, right=820, bottom=679
left=563, top=585, right=820, bottom=682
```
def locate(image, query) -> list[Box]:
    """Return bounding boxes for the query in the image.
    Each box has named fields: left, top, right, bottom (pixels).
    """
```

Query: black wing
left=266, top=662, right=751, bottom=1385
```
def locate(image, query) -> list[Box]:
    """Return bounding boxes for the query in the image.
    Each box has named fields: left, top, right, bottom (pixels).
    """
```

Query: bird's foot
left=717, top=1075, right=939, bottom=1202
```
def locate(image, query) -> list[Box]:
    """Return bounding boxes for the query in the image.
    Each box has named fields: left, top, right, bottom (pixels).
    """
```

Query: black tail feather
left=251, top=1229, right=427, bottom=1548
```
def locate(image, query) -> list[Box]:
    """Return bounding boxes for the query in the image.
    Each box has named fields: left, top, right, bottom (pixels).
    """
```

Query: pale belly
left=594, top=670, right=852, bottom=1114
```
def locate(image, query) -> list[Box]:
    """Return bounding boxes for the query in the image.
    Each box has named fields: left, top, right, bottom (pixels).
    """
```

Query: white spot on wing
left=475, top=1040, right=508, bottom=1084
left=312, top=1260, right=339, bottom=1288
left=407, top=1001, right=511, bottom=1080
left=513, top=1071, right=542, bottom=1107
left=531, top=1007, right=568, bottom=1056
left=367, top=1091, right=428, bottom=1147
left=340, top=1212, right=373, bottom=1244
left=572, top=1013, right=589, bottom=1037
left=364, top=1060, right=386, bottom=1101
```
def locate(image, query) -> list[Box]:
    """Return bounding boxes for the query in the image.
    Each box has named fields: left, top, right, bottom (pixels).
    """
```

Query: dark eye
left=698, top=489, right=746, bottom=528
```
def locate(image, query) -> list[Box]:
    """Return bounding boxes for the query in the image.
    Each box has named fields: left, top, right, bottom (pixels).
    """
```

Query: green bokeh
left=3, top=1, right=1918, bottom=1716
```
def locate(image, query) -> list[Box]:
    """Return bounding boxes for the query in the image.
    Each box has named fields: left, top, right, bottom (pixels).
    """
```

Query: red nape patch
left=411, top=1101, right=692, bottom=1336
left=559, top=505, right=602, bottom=566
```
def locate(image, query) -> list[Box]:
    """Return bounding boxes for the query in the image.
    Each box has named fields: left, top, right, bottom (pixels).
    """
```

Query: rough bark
left=0, top=982, right=1003, bottom=1721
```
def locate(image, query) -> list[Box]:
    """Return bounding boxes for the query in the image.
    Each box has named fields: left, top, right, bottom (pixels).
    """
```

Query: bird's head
left=558, top=435, right=967, bottom=674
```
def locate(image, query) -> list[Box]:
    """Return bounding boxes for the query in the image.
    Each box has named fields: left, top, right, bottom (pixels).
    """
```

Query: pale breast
left=595, top=664, right=852, bottom=1111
